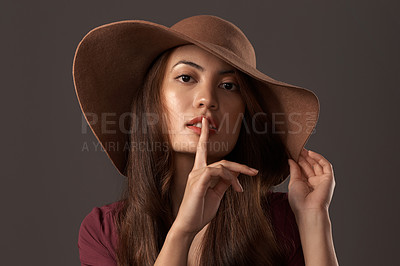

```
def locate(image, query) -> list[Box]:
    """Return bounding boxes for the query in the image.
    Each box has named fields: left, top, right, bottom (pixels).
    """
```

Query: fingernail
left=249, top=167, right=258, bottom=173
left=239, top=182, right=244, bottom=192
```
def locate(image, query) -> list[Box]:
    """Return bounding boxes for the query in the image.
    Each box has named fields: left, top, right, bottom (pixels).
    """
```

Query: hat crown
left=170, top=15, right=256, bottom=67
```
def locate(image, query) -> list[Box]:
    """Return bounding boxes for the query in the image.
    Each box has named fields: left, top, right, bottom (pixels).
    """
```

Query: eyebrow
left=171, top=60, right=236, bottom=75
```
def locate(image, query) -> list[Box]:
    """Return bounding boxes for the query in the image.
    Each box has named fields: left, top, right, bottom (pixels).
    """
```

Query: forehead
left=167, top=44, right=234, bottom=70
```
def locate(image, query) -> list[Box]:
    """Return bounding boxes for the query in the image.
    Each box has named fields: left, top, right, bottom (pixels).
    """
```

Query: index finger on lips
left=193, top=116, right=209, bottom=169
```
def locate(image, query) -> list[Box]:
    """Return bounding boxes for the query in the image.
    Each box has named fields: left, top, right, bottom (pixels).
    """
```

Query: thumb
left=288, top=159, right=303, bottom=187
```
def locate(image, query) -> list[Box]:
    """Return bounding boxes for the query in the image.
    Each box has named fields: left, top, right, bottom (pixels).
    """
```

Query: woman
left=74, top=15, right=338, bottom=265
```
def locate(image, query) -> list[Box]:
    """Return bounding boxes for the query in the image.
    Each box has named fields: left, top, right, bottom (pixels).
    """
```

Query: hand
left=287, top=148, right=336, bottom=215
left=173, top=116, right=259, bottom=236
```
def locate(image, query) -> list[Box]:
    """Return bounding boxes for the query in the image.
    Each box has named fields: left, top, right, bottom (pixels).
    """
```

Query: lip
left=186, top=116, right=218, bottom=129
left=187, top=125, right=217, bottom=135
left=185, top=116, right=218, bottom=135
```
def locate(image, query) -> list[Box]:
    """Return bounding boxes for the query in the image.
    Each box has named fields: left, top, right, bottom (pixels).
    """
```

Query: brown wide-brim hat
left=72, top=15, right=319, bottom=185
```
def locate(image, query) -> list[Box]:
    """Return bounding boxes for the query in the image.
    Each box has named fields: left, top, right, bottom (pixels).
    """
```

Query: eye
left=176, top=74, right=195, bottom=83
left=220, top=82, right=240, bottom=91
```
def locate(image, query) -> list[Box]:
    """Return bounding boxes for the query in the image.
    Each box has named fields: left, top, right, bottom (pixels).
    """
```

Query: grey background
left=1, top=0, right=399, bottom=265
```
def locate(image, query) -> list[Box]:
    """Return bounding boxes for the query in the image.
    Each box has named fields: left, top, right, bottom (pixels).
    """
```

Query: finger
left=208, top=160, right=259, bottom=176
left=298, top=154, right=315, bottom=178
left=307, top=149, right=333, bottom=175
left=212, top=170, right=243, bottom=196
left=193, top=116, right=209, bottom=169
left=203, top=166, right=241, bottom=192
left=218, top=164, right=243, bottom=192
left=288, top=159, right=305, bottom=185
left=211, top=180, right=231, bottom=198
left=203, top=166, right=243, bottom=193
left=302, top=148, right=324, bottom=175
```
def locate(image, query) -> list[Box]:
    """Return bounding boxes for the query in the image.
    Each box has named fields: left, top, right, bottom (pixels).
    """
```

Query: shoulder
left=78, top=201, right=122, bottom=265
left=265, top=192, right=305, bottom=265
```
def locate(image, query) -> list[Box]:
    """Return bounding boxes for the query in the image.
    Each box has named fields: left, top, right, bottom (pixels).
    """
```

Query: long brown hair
left=114, top=46, right=292, bottom=265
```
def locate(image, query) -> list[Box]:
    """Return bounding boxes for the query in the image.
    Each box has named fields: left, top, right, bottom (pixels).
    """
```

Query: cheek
left=164, top=90, right=178, bottom=109
left=228, top=114, right=244, bottom=137
left=227, top=98, right=245, bottom=129
left=163, top=91, right=188, bottom=130
left=164, top=87, right=191, bottom=108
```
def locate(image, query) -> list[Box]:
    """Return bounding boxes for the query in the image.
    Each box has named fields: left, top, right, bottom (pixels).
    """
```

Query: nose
left=194, top=83, right=219, bottom=110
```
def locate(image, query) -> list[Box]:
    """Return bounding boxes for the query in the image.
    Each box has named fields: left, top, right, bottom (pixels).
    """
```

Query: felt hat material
left=72, top=15, right=319, bottom=184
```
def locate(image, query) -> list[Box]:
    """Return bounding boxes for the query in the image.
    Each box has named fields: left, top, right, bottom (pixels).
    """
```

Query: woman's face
left=160, top=44, right=246, bottom=161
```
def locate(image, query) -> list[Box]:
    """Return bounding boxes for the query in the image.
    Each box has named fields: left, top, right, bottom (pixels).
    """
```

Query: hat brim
left=73, top=20, right=319, bottom=185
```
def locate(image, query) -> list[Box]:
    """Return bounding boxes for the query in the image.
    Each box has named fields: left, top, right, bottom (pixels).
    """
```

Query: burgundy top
left=78, top=192, right=305, bottom=265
